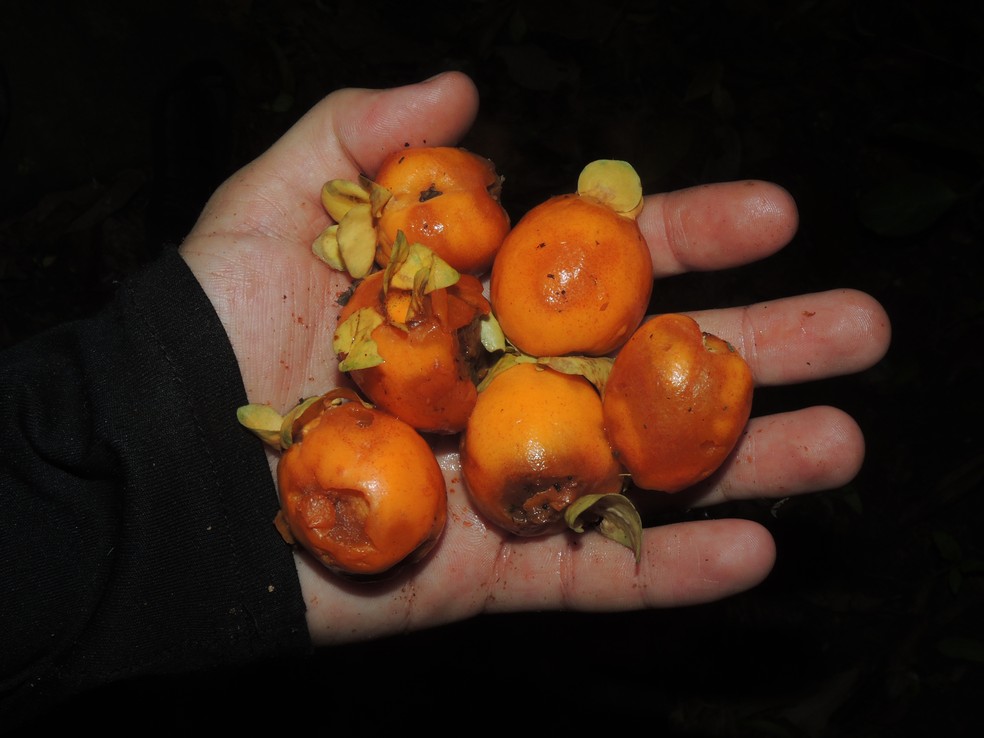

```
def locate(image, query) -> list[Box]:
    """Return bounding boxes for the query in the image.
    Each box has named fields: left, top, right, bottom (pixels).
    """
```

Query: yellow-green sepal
left=565, top=492, right=643, bottom=563
left=236, top=403, right=286, bottom=449
left=383, top=231, right=460, bottom=294
left=536, top=355, right=614, bottom=395
left=312, top=224, right=345, bottom=271
left=475, top=349, right=614, bottom=394
left=279, top=395, right=323, bottom=449
left=480, top=311, right=507, bottom=354
left=577, top=159, right=644, bottom=219
left=315, top=178, right=384, bottom=278
left=333, top=306, right=385, bottom=372
left=321, top=178, right=371, bottom=222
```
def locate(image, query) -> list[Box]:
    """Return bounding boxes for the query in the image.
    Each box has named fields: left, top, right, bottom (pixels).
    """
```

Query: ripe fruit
left=314, top=146, right=511, bottom=277
left=489, top=160, right=653, bottom=357
left=333, top=235, right=492, bottom=434
left=459, top=358, right=626, bottom=538
left=374, top=146, right=511, bottom=275
left=238, top=389, right=447, bottom=579
left=602, top=313, right=754, bottom=493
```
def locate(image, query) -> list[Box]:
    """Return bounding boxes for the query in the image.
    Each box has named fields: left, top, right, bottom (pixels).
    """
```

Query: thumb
left=329, top=70, right=482, bottom=176
left=192, top=71, right=481, bottom=240
left=279, top=69, right=482, bottom=189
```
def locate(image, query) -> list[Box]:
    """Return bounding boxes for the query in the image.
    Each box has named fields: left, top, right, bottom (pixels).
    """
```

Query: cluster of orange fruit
left=238, top=146, right=753, bottom=580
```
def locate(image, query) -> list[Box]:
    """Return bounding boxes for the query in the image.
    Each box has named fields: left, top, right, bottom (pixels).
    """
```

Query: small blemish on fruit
left=419, top=186, right=442, bottom=202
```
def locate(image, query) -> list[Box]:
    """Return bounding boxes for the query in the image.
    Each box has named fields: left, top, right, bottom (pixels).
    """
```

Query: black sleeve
left=0, top=247, right=312, bottom=725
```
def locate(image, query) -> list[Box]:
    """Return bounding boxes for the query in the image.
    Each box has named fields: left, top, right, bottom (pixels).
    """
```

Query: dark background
left=2, top=1, right=982, bottom=735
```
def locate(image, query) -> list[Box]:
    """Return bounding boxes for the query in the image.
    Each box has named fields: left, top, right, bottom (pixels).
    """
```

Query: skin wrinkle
left=716, top=422, right=758, bottom=505
left=684, top=535, right=722, bottom=597
left=737, top=302, right=763, bottom=386
left=329, top=108, right=365, bottom=180
left=283, top=95, right=362, bottom=192
left=486, top=536, right=512, bottom=610
left=399, top=577, right=418, bottom=635
left=245, top=179, right=314, bottom=241
left=833, top=296, right=881, bottom=368
left=311, top=103, right=355, bottom=178
left=338, top=94, right=407, bottom=161
left=655, top=192, right=689, bottom=276
left=193, top=242, right=340, bottom=411
left=482, top=537, right=580, bottom=612
left=798, top=408, right=861, bottom=490
left=198, top=182, right=309, bottom=245
left=642, top=528, right=678, bottom=602
left=740, top=187, right=791, bottom=253
left=693, top=543, right=717, bottom=591
left=433, top=500, right=498, bottom=615
left=706, top=529, right=748, bottom=591
left=556, top=540, right=579, bottom=611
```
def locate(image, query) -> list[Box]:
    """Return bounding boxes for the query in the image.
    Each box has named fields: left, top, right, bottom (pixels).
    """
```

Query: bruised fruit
left=489, top=159, right=653, bottom=357
left=332, top=235, right=492, bottom=434
left=602, top=313, right=754, bottom=493
left=460, top=358, right=632, bottom=542
left=238, top=388, right=447, bottom=579
left=314, top=146, right=510, bottom=277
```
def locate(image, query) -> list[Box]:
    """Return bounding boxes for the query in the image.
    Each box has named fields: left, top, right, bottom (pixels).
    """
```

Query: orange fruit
left=459, top=360, right=624, bottom=537
left=489, top=160, right=653, bottom=357
left=241, top=389, right=448, bottom=579
left=332, top=238, right=492, bottom=434
left=602, top=313, right=754, bottom=493
left=373, top=146, right=511, bottom=275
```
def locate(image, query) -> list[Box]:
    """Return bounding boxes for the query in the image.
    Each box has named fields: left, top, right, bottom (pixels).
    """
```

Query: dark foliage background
left=2, top=1, right=982, bottom=735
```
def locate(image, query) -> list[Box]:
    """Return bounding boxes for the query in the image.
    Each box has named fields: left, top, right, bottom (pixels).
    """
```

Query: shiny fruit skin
left=602, top=313, right=754, bottom=493
left=489, top=193, right=653, bottom=357
left=374, top=146, right=511, bottom=275
left=277, top=397, right=447, bottom=578
left=336, top=270, right=490, bottom=434
left=459, top=362, right=624, bottom=536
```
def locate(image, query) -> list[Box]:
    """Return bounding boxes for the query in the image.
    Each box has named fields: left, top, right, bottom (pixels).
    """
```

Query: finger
left=672, top=406, right=866, bottom=508
left=640, top=180, right=800, bottom=278
left=687, top=288, right=892, bottom=386
left=300, top=517, right=776, bottom=646
left=482, top=518, right=776, bottom=613
left=193, top=71, right=480, bottom=240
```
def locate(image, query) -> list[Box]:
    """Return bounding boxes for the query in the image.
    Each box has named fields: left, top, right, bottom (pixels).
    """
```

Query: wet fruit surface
left=333, top=252, right=491, bottom=434
left=256, top=152, right=751, bottom=567
left=602, top=313, right=754, bottom=493
left=240, top=390, right=447, bottom=579
left=459, top=360, right=624, bottom=536
left=373, top=146, right=511, bottom=275
left=489, top=162, right=652, bottom=357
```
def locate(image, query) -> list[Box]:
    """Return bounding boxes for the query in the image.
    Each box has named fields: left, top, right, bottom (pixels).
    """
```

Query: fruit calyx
left=236, top=387, right=369, bottom=451
left=332, top=233, right=469, bottom=372
left=312, top=175, right=392, bottom=278
left=576, top=159, right=644, bottom=219
left=565, top=492, right=643, bottom=563
left=475, top=348, right=615, bottom=394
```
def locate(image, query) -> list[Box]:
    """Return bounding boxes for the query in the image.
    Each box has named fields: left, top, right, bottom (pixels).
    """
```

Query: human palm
left=179, top=72, right=890, bottom=646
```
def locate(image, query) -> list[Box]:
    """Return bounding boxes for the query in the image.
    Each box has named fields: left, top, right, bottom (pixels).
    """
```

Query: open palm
left=179, top=72, right=890, bottom=647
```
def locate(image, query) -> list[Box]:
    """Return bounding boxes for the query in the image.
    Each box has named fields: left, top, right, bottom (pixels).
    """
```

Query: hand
left=179, top=72, right=891, bottom=647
